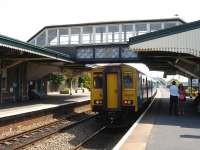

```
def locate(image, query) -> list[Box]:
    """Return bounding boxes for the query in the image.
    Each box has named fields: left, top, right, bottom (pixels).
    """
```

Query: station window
left=122, top=25, right=133, bottom=42
left=71, top=27, right=80, bottom=44
left=1, top=70, right=7, bottom=91
left=123, top=72, right=133, bottom=89
left=135, top=23, right=147, bottom=35
left=150, top=23, right=161, bottom=32
left=95, top=26, right=106, bottom=43
left=83, top=26, right=93, bottom=44
left=36, top=31, right=46, bottom=46
left=93, top=73, right=103, bottom=89
left=59, top=28, right=69, bottom=45
left=29, top=39, right=35, bottom=45
left=48, top=29, right=57, bottom=45
left=164, top=22, right=177, bottom=29
left=108, top=25, right=120, bottom=43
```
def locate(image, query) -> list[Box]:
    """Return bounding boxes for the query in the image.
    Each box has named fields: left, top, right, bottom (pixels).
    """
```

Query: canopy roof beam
left=168, top=61, right=199, bottom=78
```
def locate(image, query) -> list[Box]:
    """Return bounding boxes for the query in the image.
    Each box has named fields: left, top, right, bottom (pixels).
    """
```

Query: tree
left=78, top=73, right=91, bottom=91
left=49, top=74, right=64, bottom=85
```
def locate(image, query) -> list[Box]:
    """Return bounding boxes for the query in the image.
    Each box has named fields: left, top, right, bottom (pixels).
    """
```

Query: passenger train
left=90, top=64, right=157, bottom=125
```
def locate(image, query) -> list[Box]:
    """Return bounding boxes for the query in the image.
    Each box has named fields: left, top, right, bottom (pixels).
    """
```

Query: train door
left=106, top=73, right=118, bottom=109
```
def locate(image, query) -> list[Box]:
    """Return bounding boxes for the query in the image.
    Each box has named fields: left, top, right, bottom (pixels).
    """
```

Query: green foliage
left=49, top=74, right=65, bottom=85
left=78, top=73, right=91, bottom=90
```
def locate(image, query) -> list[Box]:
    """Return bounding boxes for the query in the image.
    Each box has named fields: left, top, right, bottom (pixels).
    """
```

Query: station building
left=2, top=17, right=200, bottom=105
left=0, top=35, right=71, bottom=104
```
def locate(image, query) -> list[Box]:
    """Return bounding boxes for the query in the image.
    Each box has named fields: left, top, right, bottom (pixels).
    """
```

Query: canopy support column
left=0, top=60, right=2, bottom=104
left=198, top=79, right=200, bottom=93
left=190, top=78, right=193, bottom=98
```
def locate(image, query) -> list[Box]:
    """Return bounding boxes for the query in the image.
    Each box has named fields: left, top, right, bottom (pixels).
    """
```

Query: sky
left=0, top=0, right=199, bottom=41
left=0, top=0, right=198, bottom=81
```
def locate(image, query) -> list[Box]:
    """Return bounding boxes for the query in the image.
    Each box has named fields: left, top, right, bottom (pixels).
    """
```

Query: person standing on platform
left=178, top=83, right=186, bottom=115
left=169, top=81, right=179, bottom=116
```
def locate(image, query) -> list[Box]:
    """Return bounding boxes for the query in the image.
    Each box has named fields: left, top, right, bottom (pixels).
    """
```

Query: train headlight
left=123, top=100, right=132, bottom=105
left=94, top=100, right=103, bottom=105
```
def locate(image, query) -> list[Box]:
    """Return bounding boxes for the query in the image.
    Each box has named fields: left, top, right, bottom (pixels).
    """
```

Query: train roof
left=92, top=64, right=158, bottom=81
left=92, top=63, right=146, bottom=74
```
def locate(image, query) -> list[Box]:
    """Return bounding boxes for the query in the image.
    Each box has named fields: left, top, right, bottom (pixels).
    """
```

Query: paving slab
left=146, top=89, right=200, bottom=150
left=116, top=88, right=200, bottom=150
left=0, top=93, right=90, bottom=120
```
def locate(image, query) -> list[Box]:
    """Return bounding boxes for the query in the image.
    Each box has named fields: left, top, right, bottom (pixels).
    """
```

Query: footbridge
left=27, top=17, right=200, bottom=78
left=28, top=18, right=184, bottom=63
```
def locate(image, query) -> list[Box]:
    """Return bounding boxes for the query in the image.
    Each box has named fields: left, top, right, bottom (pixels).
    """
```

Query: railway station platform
left=114, top=88, right=200, bottom=150
left=0, top=92, right=90, bottom=122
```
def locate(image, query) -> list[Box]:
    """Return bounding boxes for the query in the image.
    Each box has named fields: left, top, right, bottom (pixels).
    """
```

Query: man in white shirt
left=169, top=81, right=179, bottom=115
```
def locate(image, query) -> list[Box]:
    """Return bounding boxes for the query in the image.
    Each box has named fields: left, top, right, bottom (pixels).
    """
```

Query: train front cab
left=91, top=67, right=104, bottom=112
left=121, top=66, right=138, bottom=113
left=91, top=65, right=138, bottom=113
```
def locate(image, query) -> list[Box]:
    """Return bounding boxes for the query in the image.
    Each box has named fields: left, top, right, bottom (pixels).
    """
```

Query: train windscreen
left=123, top=72, right=133, bottom=89
left=93, top=73, right=103, bottom=89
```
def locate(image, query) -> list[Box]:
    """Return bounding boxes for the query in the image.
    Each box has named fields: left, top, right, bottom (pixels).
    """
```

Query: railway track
left=0, top=111, right=97, bottom=150
left=72, top=126, right=107, bottom=150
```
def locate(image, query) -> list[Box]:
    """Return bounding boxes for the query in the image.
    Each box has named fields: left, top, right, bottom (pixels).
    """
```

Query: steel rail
left=0, top=111, right=97, bottom=150
left=72, top=126, right=107, bottom=150
left=0, top=110, right=90, bottom=142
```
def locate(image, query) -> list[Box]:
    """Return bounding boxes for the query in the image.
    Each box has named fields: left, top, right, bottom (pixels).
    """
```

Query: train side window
left=142, top=78, right=145, bottom=87
left=93, top=73, right=103, bottom=89
left=123, top=72, right=133, bottom=89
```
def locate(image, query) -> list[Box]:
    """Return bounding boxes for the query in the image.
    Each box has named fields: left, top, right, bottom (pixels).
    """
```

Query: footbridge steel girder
left=168, top=61, right=199, bottom=79
left=48, top=44, right=139, bottom=63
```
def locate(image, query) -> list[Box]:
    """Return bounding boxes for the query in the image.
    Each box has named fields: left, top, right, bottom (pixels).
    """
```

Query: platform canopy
left=0, top=34, right=73, bottom=63
left=129, top=20, right=200, bottom=78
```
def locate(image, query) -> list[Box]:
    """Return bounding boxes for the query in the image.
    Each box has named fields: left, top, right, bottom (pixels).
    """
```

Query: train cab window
left=93, top=73, right=103, bottom=89
left=123, top=72, right=133, bottom=89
